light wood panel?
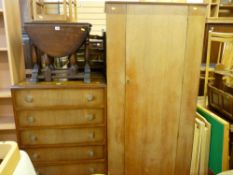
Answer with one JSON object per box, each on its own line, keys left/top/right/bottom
{"left": 0, "top": 90, "right": 11, "bottom": 98}
{"left": 26, "top": 146, "right": 105, "bottom": 162}
{"left": 106, "top": 3, "right": 126, "bottom": 175}
{"left": 125, "top": 5, "right": 187, "bottom": 175}
{"left": 174, "top": 6, "right": 206, "bottom": 175}
{"left": 106, "top": 2, "right": 207, "bottom": 175}
{"left": 0, "top": 116, "right": 15, "bottom": 130}
{"left": 35, "top": 162, "right": 106, "bottom": 175}
{"left": 14, "top": 89, "right": 104, "bottom": 108}
{"left": 20, "top": 127, "right": 105, "bottom": 146}
{"left": 17, "top": 109, "right": 104, "bottom": 127}
{"left": 0, "top": 14, "right": 6, "bottom": 48}
{"left": 3, "top": 0, "right": 25, "bottom": 85}
{"left": 0, "top": 0, "right": 25, "bottom": 142}
{"left": 0, "top": 52, "right": 11, "bottom": 89}
{"left": 0, "top": 98, "right": 13, "bottom": 117}
{"left": 0, "top": 98, "right": 14, "bottom": 136}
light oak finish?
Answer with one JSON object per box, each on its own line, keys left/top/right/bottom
{"left": 0, "top": 14, "right": 6, "bottom": 48}
{"left": 32, "top": 0, "right": 77, "bottom": 22}
{"left": 125, "top": 4, "right": 187, "bottom": 175}
{"left": 26, "top": 146, "right": 105, "bottom": 162}
{"left": 14, "top": 89, "right": 104, "bottom": 108}
{"left": 0, "top": 89, "right": 11, "bottom": 98}
{"left": 12, "top": 80, "right": 107, "bottom": 175}
{"left": 0, "top": 52, "right": 11, "bottom": 89}
{"left": 0, "top": 0, "right": 24, "bottom": 141}
{"left": 174, "top": 6, "right": 207, "bottom": 175}
{"left": 0, "top": 98, "right": 13, "bottom": 118}
{"left": 35, "top": 162, "right": 106, "bottom": 175}
{"left": 20, "top": 127, "right": 105, "bottom": 146}
{"left": 18, "top": 109, "right": 104, "bottom": 127}
{"left": 106, "top": 4, "right": 126, "bottom": 175}
{"left": 106, "top": 2, "right": 206, "bottom": 175}
{"left": 0, "top": 117, "right": 15, "bottom": 130}
{"left": 3, "top": 0, "right": 25, "bottom": 85}
{"left": 0, "top": 93, "right": 15, "bottom": 141}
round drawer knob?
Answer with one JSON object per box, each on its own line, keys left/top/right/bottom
{"left": 32, "top": 153, "right": 39, "bottom": 160}
{"left": 86, "top": 114, "right": 95, "bottom": 121}
{"left": 88, "top": 132, "right": 95, "bottom": 140}
{"left": 89, "top": 167, "right": 95, "bottom": 173}
{"left": 87, "top": 94, "right": 94, "bottom": 102}
{"left": 27, "top": 116, "right": 36, "bottom": 123}
{"left": 88, "top": 150, "right": 94, "bottom": 157}
{"left": 25, "top": 95, "right": 33, "bottom": 103}
{"left": 30, "top": 135, "right": 38, "bottom": 142}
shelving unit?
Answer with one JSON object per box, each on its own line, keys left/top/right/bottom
{"left": 207, "top": 0, "right": 220, "bottom": 18}
{"left": 32, "top": 0, "right": 77, "bottom": 22}
{"left": 0, "top": 90, "right": 11, "bottom": 98}
{"left": 0, "top": 0, "right": 24, "bottom": 141}
{"left": 206, "top": 0, "right": 233, "bottom": 20}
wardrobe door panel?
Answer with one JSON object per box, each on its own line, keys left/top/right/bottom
{"left": 106, "top": 4, "right": 126, "bottom": 175}
{"left": 125, "top": 5, "right": 188, "bottom": 175}
{"left": 174, "top": 7, "right": 206, "bottom": 175}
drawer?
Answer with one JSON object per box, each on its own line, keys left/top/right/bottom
{"left": 35, "top": 162, "right": 106, "bottom": 175}
{"left": 14, "top": 89, "right": 104, "bottom": 108}
{"left": 20, "top": 127, "right": 105, "bottom": 146}
{"left": 18, "top": 109, "right": 104, "bottom": 127}
{"left": 26, "top": 146, "right": 105, "bottom": 162}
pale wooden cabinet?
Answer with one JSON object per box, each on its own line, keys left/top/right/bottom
{"left": 0, "top": 0, "right": 24, "bottom": 141}
{"left": 106, "top": 2, "right": 207, "bottom": 175}
{"left": 12, "top": 80, "right": 107, "bottom": 175}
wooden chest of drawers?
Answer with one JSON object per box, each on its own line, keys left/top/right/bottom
{"left": 11, "top": 80, "right": 107, "bottom": 175}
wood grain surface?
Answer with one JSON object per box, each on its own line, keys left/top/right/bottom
{"left": 106, "top": 2, "right": 206, "bottom": 175}
{"left": 106, "top": 3, "right": 127, "bottom": 175}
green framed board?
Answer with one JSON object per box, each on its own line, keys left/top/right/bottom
{"left": 197, "top": 105, "right": 229, "bottom": 174}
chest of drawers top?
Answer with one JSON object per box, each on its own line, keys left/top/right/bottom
{"left": 11, "top": 79, "right": 106, "bottom": 109}
{"left": 11, "top": 78, "right": 106, "bottom": 90}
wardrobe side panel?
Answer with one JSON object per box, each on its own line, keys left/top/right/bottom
{"left": 106, "top": 4, "right": 126, "bottom": 175}
{"left": 174, "top": 6, "right": 207, "bottom": 175}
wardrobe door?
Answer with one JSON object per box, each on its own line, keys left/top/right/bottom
{"left": 106, "top": 4, "right": 126, "bottom": 175}
{"left": 174, "top": 6, "right": 206, "bottom": 175}
{"left": 125, "top": 4, "right": 188, "bottom": 175}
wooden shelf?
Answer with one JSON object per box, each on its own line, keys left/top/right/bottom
{"left": 211, "top": 3, "right": 219, "bottom": 5}
{"left": 0, "top": 117, "right": 15, "bottom": 130}
{"left": 0, "top": 47, "right": 7, "bottom": 51}
{"left": 0, "top": 90, "right": 11, "bottom": 98}
{"left": 207, "top": 18, "right": 233, "bottom": 23}
{"left": 220, "top": 4, "right": 233, "bottom": 9}
{"left": 0, "top": 0, "right": 24, "bottom": 142}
